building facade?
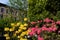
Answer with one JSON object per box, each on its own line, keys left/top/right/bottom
{"left": 0, "top": 3, "right": 21, "bottom": 21}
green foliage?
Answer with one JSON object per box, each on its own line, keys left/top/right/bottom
{"left": 27, "top": 0, "right": 48, "bottom": 21}
{"left": 0, "top": 18, "right": 10, "bottom": 28}
{"left": 9, "top": 0, "right": 28, "bottom": 11}
{"left": 0, "top": 17, "right": 17, "bottom": 28}
{"left": 45, "top": 0, "right": 60, "bottom": 15}
{"left": 27, "top": 0, "right": 60, "bottom": 21}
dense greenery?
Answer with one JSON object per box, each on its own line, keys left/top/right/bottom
{"left": 28, "top": 0, "right": 60, "bottom": 21}
{"left": 0, "top": 17, "right": 18, "bottom": 28}
{"left": 9, "top": 0, "right": 28, "bottom": 11}
{"left": 0, "top": 0, "right": 60, "bottom": 40}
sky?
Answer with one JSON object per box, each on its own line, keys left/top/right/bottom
{"left": 0, "top": 0, "right": 9, "bottom": 4}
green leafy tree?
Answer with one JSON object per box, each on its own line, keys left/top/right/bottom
{"left": 27, "top": 0, "right": 60, "bottom": 21}
{"left": 27, "top": 0, "right": 49, "bottom": 21}
{"left": 9, "top": 0, "right": 28, "bottom": 22}
{"left": 9, "top": 0, "right": 28, "bottom": 11}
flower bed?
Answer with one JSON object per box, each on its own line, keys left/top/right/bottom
{"left": 4, "top": 18, "right": 60, "bottom": 40}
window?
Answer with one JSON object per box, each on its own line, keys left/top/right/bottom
{"left": 1, "top": 8, "right": 4, "bottom": 13}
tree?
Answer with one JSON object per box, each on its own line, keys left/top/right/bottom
{"left": 27, "top": 0, "right": 60, "bottom": 21}
{"left": 27, "top": 0, "right": 48, "bottom": 21}
{"left": 9, "top": 0, "right": 28, "bottom": 11}
{"left": 9, "top": 0, "right": 28, "bottom": 22}
{"left": 45, "top": 0, "right": 60, "bottom": 15}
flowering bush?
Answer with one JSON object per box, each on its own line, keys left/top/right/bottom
{"left": 4, "top": 18, "right": 60, "bottom": 40}
{"left": 28, "top": 18, "right": 60, "bottom": 40}
{"left": 4, "top": 18, "right": 29, "bottom": 40}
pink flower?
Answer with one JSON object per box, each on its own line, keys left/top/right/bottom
{"left": 41, "top": 26, "right": 48, "bottom": 31}
{"left": 48, "top": 27, "right": 53, "bottom": 32}
{"left": 29, "top": 27, "right": 38, "bottom": 36}
{"left": 37, "top": 28, "right": 41, "bottom": 34}
{"left": 51, "top": 22, "right": 56, "bottom": 25}
{"left": 29, "top": 32, "right": 35, "bottom": 36}
{"left": 38, "top": 36, "right": 44, "bottom": 40}
{"left": 31, "top": 22, "right": 37, "bottom": 24}
{"left": 58, "top": 30, "right": 60, "bottom": 33}
{"left": 52, "top": 27, "right": 57, "bottom": 32}
{"left": 35, "top": 26, "right": 38, "bottom": 28}
{"left": 37, "top": 20, "right": 42, "bottom": 23}
{"left": 44, "top": 18, "right": 51, "bottom": 23}
{"left": 48, "top": 27, "right": 57, "bottom": 32}
{"left": 46, "top": 24, "right": 50, "bottom": 26}
{"left": 51, "top": 20, "right": 54, "bottom": 23}
{"left": 56, "top": 21, "right": 60, "bottom": 25}
{"left": 31, "top": 27, "right": 37, "bottom": 32}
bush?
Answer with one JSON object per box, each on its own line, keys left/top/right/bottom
{"left": 3, "top": 18, "right": 60, "bottom": 40}
{"left": 0, "top": 17, "right": 18, "bottom": 28}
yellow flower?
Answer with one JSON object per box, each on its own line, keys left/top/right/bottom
{"left": 4, "top": 34, "right": 9, "bottom": 37}
{"left": 19, "top": 26, "right": 24, "bottom": 29}
{"left": 25, "top": 31, "right": 28, "bottom": 35}
{"left": 13, "top": 33, "right": 16, "bottom": 37}
{"left": 20, "top": 33, "right": 25, "bottom": 36}
{"left": 11, "top": 23, "right": 15, "bottom": 26}
{"left": 4, "top": 27, "right": 9, "bottom": 31}
{"left": 16, "top": 22, "right": 21, "bottom": 26}
{"left": 23, "top": 27, "right": 27, "bottom": 30}
{"left": 17, "top": 36, "right": 20, "bottom": 38}
{"left": 23, "top": 38, "right": 27, "bottom": 40}
{"left": 20, "top": 32, "right": 27, "bottom": 37}
{"left": 9, "top": 28, "right": 14, "bottom": 32}
{"left": 6, "top": 37, "right": 10, "bottom": 39}
{"left": 12, "top": 27, "right": 15, "bottom": 29}
{"left": 26, "top": 30, "right": 31, "bottom": 35}
{"left": 18, "top": 29, "right": 22, "bottom": 32}
{"left": 23, "top": 32, "right": 27, "bottom": 34}
{"left": 24, "top": 23, "right": 28, "bottom": 26}
{"left": 20, "top": 38, "right": 27, "bottom": 40}
{"left": 24, "top": 18, "right": 28, "bottom": 21}
{"left": 20, "top": 24, "right": 24, "bottom": 27}
{"left": 19, "top": 24, "right": 27, "bottom": 30}
{"left": 20, "top": 33, "right": 25, "bottom": 37}
{"left": 15, "top": 31, "right": 19, "bottom": 34}
{"left": 19, "top": 24, "right": 24, "bottom": 29}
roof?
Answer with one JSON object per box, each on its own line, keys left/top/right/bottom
{"left": 0, "top": 3, "right": 19, "bottom": 10}
{"left": 0, "top": 3, "right": 10, "bottom": 7}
